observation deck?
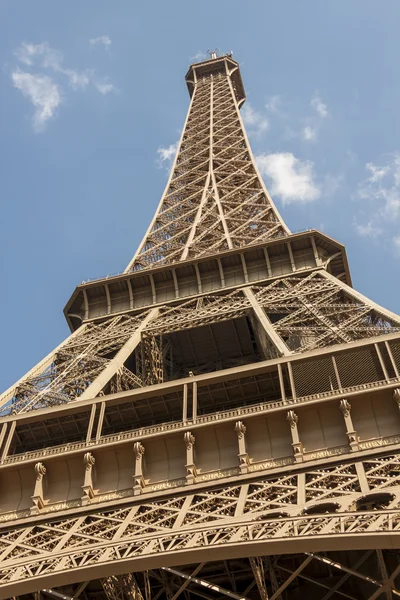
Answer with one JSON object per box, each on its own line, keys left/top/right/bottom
{"left": 185, "top": 54, "right": 246, "bottom": 106}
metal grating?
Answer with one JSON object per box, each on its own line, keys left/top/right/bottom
{"left": 335, "top": 346, "right": 384, "bottom": 388}
{"left": 389, "top": 340, "right": 400, "bottom": 373}
{"left": 292, "top": 356, "right": 338, "bottom": 398}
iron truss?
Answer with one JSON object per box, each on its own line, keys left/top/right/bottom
{"left": 2, "top": 453, "right": 400, "bottom": 596}
{"left": 0, "top": 310, "right": 157, "bottom": 416}
{"left": 125, "top": 63, "right": 288, "bottom": 272}
{"left": 144, "top": 271, "right": 400, "bottom": 351}
{"left": 2, "top": 269, "right": 398, "bottom": 417}
{"left": 3, "top": 55, "right": 400, "bottom": 600}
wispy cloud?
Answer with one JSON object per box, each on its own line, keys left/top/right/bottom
{"left": 311, "top": 94, "right": 329, "bottom": 118}
{"left": 157, "top": 142, "right": 178, "bottom": 170}
{"left": 15, "top": 42, "right": 87, "bottom": 89}
{"left": 354, "top": 154, "right": 400, "bottom": 254}
{"left": 190, "top": 51, "right": 207, "bottom": 63}
{"left": 262, "top": 93, "right": 330, "bottom": 143}
{"left": 16, "top": 42, "right": 60, "bottom": 67}
{"left": 93, "top": 81, "right": 116, "bottom": 95}
{"left": 241, "top": 103, "right": 268, "bottom": 137}
{"left": 302, "top": 125, "right": 317, "bottom": 141}
{"left": 365, "top": 162, "right": 390, "bottom": 183}
{"left": 357, "top": 155, "right": 400, "bottom": 219}
{"left": 12, "top": 71, "right": 61, "bottom": 132}
{"left": 354, "top": 220, "right": 382, "bottom": 238}
{"left": 89, "top": 36, "right": 112, "bottom": 49}
{"left": 265, "top": 95, "right": 281, "bottom": 114}
{"left": 256, "top": 152, "right": 320, "bottom": 204}
{"left": 12, "top": 41, "right": 116, "bottom": 130}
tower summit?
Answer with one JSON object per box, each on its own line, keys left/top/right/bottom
{"left": 126, "top": 54, "right": 288, "bottom": 274}
{"left": 1, "top": 54, "right": 400, "bottom": 599}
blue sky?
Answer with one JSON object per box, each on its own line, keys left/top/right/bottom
{"left": 1, "top": 0, "right": 400, "bottom": 392}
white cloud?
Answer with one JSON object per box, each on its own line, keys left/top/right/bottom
{"left": 366, "top": 162, "right": 390, "bottom": 183}
{"left": 64, "top": 69, "right": 91, "bottom": 90}
{"left": 354, "top": 221, "right": 382, "bottom": 237}
{"left": 302, "top": 126, "right": 317, "bottom": 141}
{"left": 358, "top": 155, "right": 400, "bottom": 219}
{"left": 265, "top": 95, "right": 281, "bottom": 113}
{"left": 241, "top": 103, "right": 268, "bottom": 136}
{"left": 157, "top": 142, "right": 179, "bottom": 169}
{"left": 190, "top": 51, "right": 207, "bottom": 62}
{"left": 15, "top": 42, "right": 91, "bottom": 90}
{"left": 12, "top": 41, "right": 116, "bottom": 129}
{"left": 89, "top": 36, "right": 112, "bottom": 49}
{"left": 256, "top": 152, "right": 320, "bottom": 204}
{"left": 311, "top": 94, "right": 329, "bottom": 118}
{"left": 354, "top": 154, "right": 400, "bottom": 243}
{"left": 12, "top": 70, "right": 61, "bottom": 131}
{"left": 93, "top": 81, "right": 116, "bottom": 95}
{"left": 16, "top": 42, "right": 63, "bottom": 71}
{"left": 394, "top": 235, "right": 400, "bottom": 253}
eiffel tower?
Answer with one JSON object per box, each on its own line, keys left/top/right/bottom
{"left": 2, "top": 52, "right": 400, "bottom": 600}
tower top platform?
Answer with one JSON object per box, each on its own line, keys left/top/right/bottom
{"left": 185, "top": 54, "right": 246, "bottom": 106}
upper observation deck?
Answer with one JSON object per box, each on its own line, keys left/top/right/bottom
{"left": 185, "top": 54, "right": 246, "bottom": 106}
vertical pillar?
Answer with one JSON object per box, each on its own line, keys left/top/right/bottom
{"left": 235, "top": 421, "right": 249, "bottom": 474}
{"left": 184, "top": 432, "right": 197, "bottom": 484}
{"left": 81, "top": 452, "right": 96, "bottom": 505}
{"left": 31, "top": 462, "right": 46, "bottom": 514}
{"left": 286, "top": 410, "right": 303, "bottom": 462}
{"left": 192, "top": 381, "right": 198, "bottom": 423}
{"left": 393, "top": 388, "right": 400, "bottom": 410}
{"left": 133, "top": 442, "right": 145, "bottom": 496}
{"left": 86, "top": 403, "right": 97, "bottom": 444}
{"left": 355, "top": 462, "right": 370, "bottom": 494}
{"left": 277, "top": 364, "right": 286, "bottom": 402}
{"left": 374, "top": 343, "right": 390, "bottom": 382}
{"left": 183, "top": 383, "right": 188, "bottom": 423}
{"left": 297, "top": 472, "right": 306, "bottom": 506}
{"left": 287, "top": 363, "right": 297, "bottom": 400}
{"left": 1, "top": 421, "right": 16, "bottom": 462}
{"left": 0, "top": 422, "right": 8, "bottom": 456}
{"left": 95, "top": 402, "right": 106, "bottom": 441}
{"left": 339, "top": 399, "right": 359, "bottom": 451}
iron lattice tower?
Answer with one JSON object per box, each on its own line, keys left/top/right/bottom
{"left": 1, "top": 54, "right": 400, "bottom": 600}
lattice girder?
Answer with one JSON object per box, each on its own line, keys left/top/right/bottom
{"left": 1, "top": 461, "right": 400, "bottom": 597}
{"left": 3, "top": 54, "right": 400, "bottom": 600}
{"left": 126, "top": 60, "right": 288, "bottom": 272}
{"left": 0, "top": 310, "right": 157, "bottom": 416}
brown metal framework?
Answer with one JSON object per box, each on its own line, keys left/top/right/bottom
{"left": 1, "top": 53, "right": 400, "bottom": 599}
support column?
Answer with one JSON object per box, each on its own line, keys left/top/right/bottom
{"left": 297, "top": 472, "right": 306, "bottom": 506}
{"left": 184, "top": 432, "right": 197, "bottom": 484}
{"left": 182, "top": 383, "right": 188, "bottom": 423}
{"left": 95, "top": 401, "right": 106, "bottom": 441}
{"left": 393, "top": 388, "right": 400, "bottom": 410}
{"left": 1, "top": 421, "right": 16, "bottom": 462}
{"left": 133, "top": 442, "right": 145, "bottom": 496}
{"left": 355, "top": 462, "right": 370, "bottom": 494}
{"left": 86, "top": 403, "right": 97, "bottom": 444}
{"left": 235, "top": 421, "right": 249, "bottom": 474}
{"left": 339, "top": 399, "right": 359, "bottom": 451}
{"left": 79, "top": 307, "right": 159, "bottom": 401}
{"left": 81, "top": 452, "right": 96, "bottom": 505}
{"left": 286, "top": 410, "right": 303, "bottom": 462}
{"left": 31, "top": 462, "right": 46, "bottom": 514}
{"left": 243, "top": 288, "right": 291, "bottom": 356}
{"left": 192, "top": 381, "right": 198, "bottom": 423}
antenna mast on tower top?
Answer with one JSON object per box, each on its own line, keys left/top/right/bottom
{"left": 207, "top": 48, "right": 219, "bottom": 59}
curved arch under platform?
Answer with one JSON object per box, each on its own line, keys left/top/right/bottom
{"left": 6, "top": 547, "right": 400, "bottom": 600}
{"left": 1, "top": 504, "right": 400, "bottom": 599}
